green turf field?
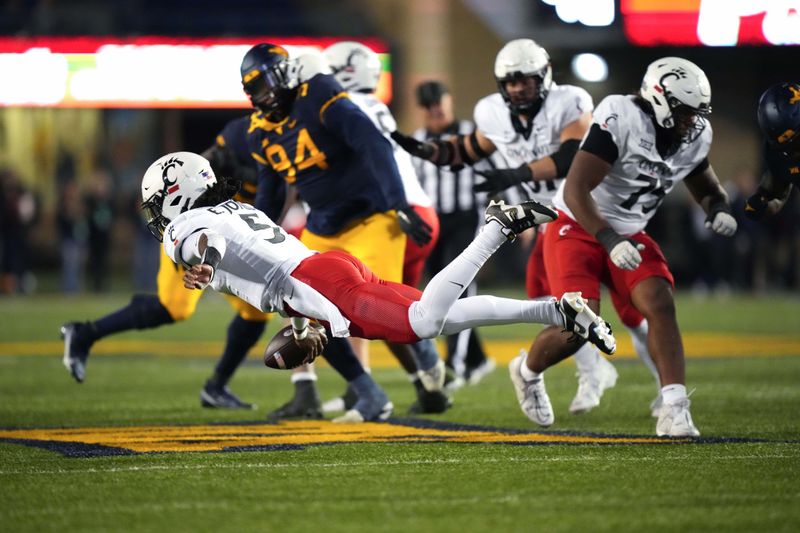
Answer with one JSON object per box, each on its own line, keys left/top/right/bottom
{"left": 1, "top": 292, "right": 799, "bottom": 532}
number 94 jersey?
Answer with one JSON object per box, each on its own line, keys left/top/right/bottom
{"left": 554, "top": 95, "right": 712, "bottom": 236}
{"left": 163, "top": 201, "right": 314, "bottom": 312}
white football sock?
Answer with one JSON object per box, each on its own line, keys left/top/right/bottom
{"left": 573, "top": 342, "right": 601, "bottom": 374}
{"left": 519, "top": 359, "right": 541, "bottom": 381}
{"left": 291, "top": 371, "right": 317, "bottom": 383}
{"left": 661, "top": 383, "right": 687, "bottom": 405}
{"left": 437, "top": 295, "right": 562, "bottom": 335}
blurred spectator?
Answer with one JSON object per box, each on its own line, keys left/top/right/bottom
{"left": 106, "top": 112, "right": 160, "bottom": 291}
{"left": 0, "top": 168, "right": 38, "bottom": 294}
{"left": 727, "top": 169, "right": 766, "bottom": 292}
{"left": 55, "top": 152, "right": 86, "bottom": 293}
{"left": 84, "top": 167, "right": 114, "bottom": 292}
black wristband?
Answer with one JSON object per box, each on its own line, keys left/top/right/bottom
{"left": 202, "top": 247, "right": 223, "bottom": 271}
{"left": 706, "top": 200, "right": 731, "bottom": 222}
{"left": 595, "top": 227, "right": 625, "bottom": 253}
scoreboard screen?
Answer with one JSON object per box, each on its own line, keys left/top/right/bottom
{"left": 0, "top": 36, "right": 392, "bottom": 108}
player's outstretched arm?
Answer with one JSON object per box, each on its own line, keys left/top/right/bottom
{"left": 684, "top": 163, "right": 737, "bottom": 237}
{"left": 473, "top": 116, "right": 587, "bottom": 196}
{"left": 392, "top": 128, "right": 495, "bottom": 169}
{"left": 744, "top": 171, "right": 793, "bottom": 220}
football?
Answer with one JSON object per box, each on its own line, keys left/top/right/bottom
{"left": 263, "top": 324, "right": 324, "bottom": 370}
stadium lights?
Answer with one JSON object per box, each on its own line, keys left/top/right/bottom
{"left": 571, "top": 53, "right": 608, "bottom": 83}
{"left": 540, "top": 0, "right": 615, "bottom": 27}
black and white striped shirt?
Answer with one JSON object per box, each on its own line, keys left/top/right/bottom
{"left": 412, "top": 120, "right": 526, "bottom": 215}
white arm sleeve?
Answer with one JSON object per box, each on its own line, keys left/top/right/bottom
{"left": 178, "top": 230, "right": 227, "bottom": 267}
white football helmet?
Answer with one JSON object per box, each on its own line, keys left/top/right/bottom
{"left": 141, "top": 151, "right": 217, "bottom": 240}
{"left": 323, "top": 41, "right": 381, "bottom": 93}
{"left": 494, "top": 39, "right": 552, "bottom": 114}
{"left": 640, "top": 57, "right": 712, "bottom": 131}
{"left": 285, "top": 49, "right": 332, "bottom": 89}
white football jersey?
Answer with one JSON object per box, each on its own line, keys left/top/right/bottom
{"left": 553, "top": 95, "right": 713, "bottom": 236}
{"left": 349, "top": 92, "right": 432, "bottom": 207}
{"left": 164, "top": 201, "right": 352, "bottom": 336}
{"left": 474, "top": 83, "right": 593, "bottom": 204}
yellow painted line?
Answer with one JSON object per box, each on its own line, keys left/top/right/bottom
{"left": 2, "top": 334, "right": 799, "bottom": 367}
{"left": 0, "top": 421, "right": 672, "bottom": 454}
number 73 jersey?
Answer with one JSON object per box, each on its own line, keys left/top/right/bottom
{"left": 163, "top": 201, "right": 314, "bottom": 313}
{"left": 555, "top": 95, "right": 713, "bottom": 236}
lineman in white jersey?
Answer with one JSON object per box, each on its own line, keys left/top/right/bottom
{"left": 527, "top": 57, "right": 737, "bottom": 437}
{"left": 393, "top": 39, "right": 658, "bottom": 417}
{"left": 322, "top": 41, "right": 449, "bottom": 415}
{"left": 141, "top": 152, "right": 618, "bottom": 414}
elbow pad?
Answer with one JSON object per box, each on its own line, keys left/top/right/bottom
{"left": 432, "top": 139, "right": 455, "bottom": 166}
{"left": 550, "top": 139, "right": 581, "bottom": 177}
{"left": 456, "top": 132, "right": 490, "bottom": 166}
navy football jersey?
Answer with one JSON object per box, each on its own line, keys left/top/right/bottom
{"left": 764, "top": 142, "right": 800, "bottom": 187}
{"left": 247, "top": 73, "right": 407, "bottom": 235}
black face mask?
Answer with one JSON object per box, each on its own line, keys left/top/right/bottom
{"left": 141, "top": 191, "right": 168, "bottom": 241}
{"left": 654, "top": 123, "right": 682, "bottom": 159}
{"left": 635, "top": 97, "right": 708, "bottom": 158}
{"left": 243, "top": 63, "right": 294, "bottom": 120}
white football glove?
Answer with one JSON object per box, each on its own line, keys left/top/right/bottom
{"left": 705, "top": 212, "right": 737, "bottom": 237}
{"left": 609, "top": 240, "right": 645, "bottom": 271}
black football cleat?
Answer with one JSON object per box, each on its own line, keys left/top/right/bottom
{"left": 557, "top": 292, "right": 617, "bottom": 355}
{"left": 266, "top": 380, "right": 323, "bottom": 422}
{"left": 408, "top": 378, "right": 453, "bottom": 414}
{"left": 200, "top": 381, "right": 255, "bottom": 410}
{"left": 60, "top": 322, "right": 93, "bottom": 383}
{"left": 485, "top": 199, "right": 558, "bottom": 241}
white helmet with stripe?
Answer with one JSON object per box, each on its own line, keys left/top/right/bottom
{"left": 324, "top": 41, "right": 382, "bottom": 93}
{"left": 640, "top": 57, "right": 712, "bottom": 129}
{"left": 141, "top": 151, "right": 217, "bottom": 240}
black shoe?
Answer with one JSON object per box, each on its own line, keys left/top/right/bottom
{"left": 267, "top": 380, "right": 323, "bottom": 421}
{"left": 408, "top": 379, "right": 453, "bottom": 414}
{"left": 60, "top": 322, "right": 92, "bottom": 383}
{"left": 200, "top": 381, "right": 255, "bottom": 409}
{"left": 485, "top": 199, "right": 558, "bottom": 241}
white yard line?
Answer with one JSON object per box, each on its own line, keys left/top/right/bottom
{"left": 1, "top": 452, "right": 798, "bottom": 476}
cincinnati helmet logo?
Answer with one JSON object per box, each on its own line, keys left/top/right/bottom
{"left": 159, "top": 157, "right": 184, "bottom": 185}
{"left": 652, "top": 67, "right": 687, "bottom": 96}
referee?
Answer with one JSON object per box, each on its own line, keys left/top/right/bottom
{"left": 411, "top": 81, "right": 499, "bottom": 388}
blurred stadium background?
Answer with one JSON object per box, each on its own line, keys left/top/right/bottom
{"left": 0, "top": 0, "right": 798, "bottom": 296}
